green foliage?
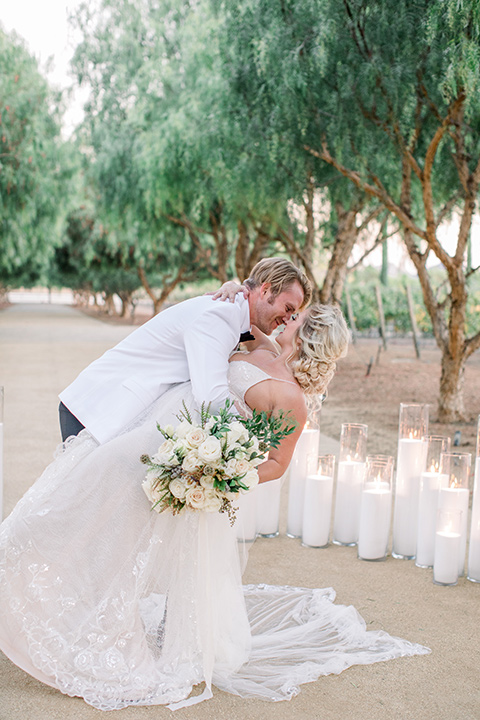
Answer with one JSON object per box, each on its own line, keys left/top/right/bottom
{"left": 344, "top": 271, "right": 480, "bottom": 336}
{"left": 0, "top": 28, "right": 76, "bottom": 289}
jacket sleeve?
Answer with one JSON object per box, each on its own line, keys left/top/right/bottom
{"left": 183, "top": 301, "right": 241, "bottom": 413}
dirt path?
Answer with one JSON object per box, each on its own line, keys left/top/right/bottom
{"left": 0, "top": 303, "right": 478, "bottom": 720}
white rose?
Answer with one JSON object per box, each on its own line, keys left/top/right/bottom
{"left": 199, "top": 474, "right": 215, "bottom": 489}
{"left": 164, "top": 424, "right": 175, "bottom": 438}
{"left": 197, "top": 437, "right": 222, "bottom": 463}
{"left": 204, "top": 417, "right": 216, "bottom": 431}
{"left": 235, "top": 458, "right": 251, "bottom": 476}
{"left": 226, "top": 421, "right": 249, "bottom": 447}
{"left": 242, "top": 469, "right": 259, "bottom": 491}
{"left": 202, "top": 489, "right": 222, "bottom": 513}
{"left": 249, "top": 454, "right": 264, "bottom": 467}
{"left": 185, "top": 485, "right": 206, "bottom": 509}
{"left": 152, "top": 439, "right": 178, "bottom": 466}
{"left": 185, "top": 426, "right": 208, "bottom": 448}
{"left": 173, "top": 438, "right": 189, "bottom": 458}
{"left": 224, "top": 459, "right": 239, "bottom": 478}
{"left": 183, "top": 451, "right": 201, "bottom": 472}
{"left": 175, "top": 421, "right": 192, "bottom": 439}
{"left": 249, "top": 435, "right": 260, "bottom": 452}
{"left": 169, "top": 478, "right": 187, "bottom": 500}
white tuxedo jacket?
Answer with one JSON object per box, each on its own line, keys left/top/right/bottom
{"left": 59, "top": 295, "right": 251, "bottom": 444}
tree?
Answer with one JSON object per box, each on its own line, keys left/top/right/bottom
{"left": 292, "top": 0, "right": 480, "bottom": 422}
{"left": 0, "top": 28, "right": 73, "bottom": 291}
{"left": 216, "top": 0, "right": 387, "bottom": 302}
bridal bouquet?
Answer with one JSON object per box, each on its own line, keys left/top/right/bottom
{"left": 141, "top": 400, "right": 295, "bottom": 523}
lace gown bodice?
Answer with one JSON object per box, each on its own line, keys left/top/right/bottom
{"left": 228, "top": 360, "right": 296, "bottom": 417}
{"left": 0, "top": 374, "right": 429, "bottom": 711}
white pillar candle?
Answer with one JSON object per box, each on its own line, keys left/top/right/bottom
{"left": 302, "top": 474, "right": 334, "bottom": 548}
{"left": 415, "top": 471, "right": 449, "bottom": 568}
{"left": 438, "top": 487, "right": 469, "bottom": 576}
{"left": 392, "top": 438, "right": 426, "bottom": 559}
{"left": 358, "top": 484, "right": 392, "bottom": 560}
{"left": 332, "top": 460, "right": 365, "bottom": 545}
{"left": 434, "top": 530, "right": 461, "bottom": 585}
{"left": 286, "top": 427, "right": 319, "bottom": 538}
{"left": 467, "top": 456, "right": 480, "bottom": 582}
{"left": 235, "top": 487, "right": 257, "bottom": 543}
{"left": 256, "top": 477, "right": 282, "bottom": 537}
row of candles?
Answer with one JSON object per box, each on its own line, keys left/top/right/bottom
{"left": 235, "top": 403, "right": 480, "bottom": 588}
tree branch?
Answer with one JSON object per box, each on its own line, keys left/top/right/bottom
{"left": 304, "top": 141, "right": 427, "bottom": 240}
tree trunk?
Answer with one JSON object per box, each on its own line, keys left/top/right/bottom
{"left": 117, "top": 291, "right": 132, "bottom": 318}
{"left": 319, "top": 202, "right": 359, "bottom": 305}
{"left": 438, "top": 349, "right": 467, "bottom": 421}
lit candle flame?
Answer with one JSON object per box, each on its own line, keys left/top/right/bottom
{"left": 429, "top": 460, "right": 438, "bottom": 473}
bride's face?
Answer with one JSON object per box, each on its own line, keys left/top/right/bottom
{"left": 275, "top": 309, "right": 308, "bottom": 349}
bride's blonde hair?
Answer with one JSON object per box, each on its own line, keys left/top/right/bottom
{"left": 288, "top": 304, "right": 350, "bottom": 396}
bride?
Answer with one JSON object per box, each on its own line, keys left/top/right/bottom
{"left": 0, "top": 300, "right": 428, "bottom": 711}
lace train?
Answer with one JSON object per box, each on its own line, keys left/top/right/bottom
{"left": 0, "top": 382, "right": 429, "bottom": 710}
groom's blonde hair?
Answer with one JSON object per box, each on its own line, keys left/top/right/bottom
{"left": 245, "top": 257, "right": 312, "bottom": 309}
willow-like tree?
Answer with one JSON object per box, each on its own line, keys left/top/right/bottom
{"left": 0, "top": 28, "right": 71, "bottom": 291}
{"left": 293, "top": 0, "right": 480, "bottom": 422}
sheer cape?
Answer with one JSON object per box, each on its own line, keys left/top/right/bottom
{"left": 0, "top": 367, "right": 429, "bottom": 710}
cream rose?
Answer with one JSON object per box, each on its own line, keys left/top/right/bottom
{"left": 235, "top": 458, "right": 251, "bottom": 476}
{"left": 225, "top": 421, "right": 249, "bottom": 447}
{"left": 152, "top": 438, "right": 176, "bottom": 464}
{"left": 185, "top": 485, "right": 206, "bottom": 509}
{"left": 175, "top": 421, "right": 192, "bottom": 439}
{"left": 242, "top": 469, "right": 259, "bottom": 491}
{"left": 202, "top": 489, "right": 222, "bottom": 512}
{"left": 169, "top": 478, "right": 187, "bottom": 500}
{"left": 199, "top": 474, "right": 215, "bottom": 489}
{"left": 223, "top": 459, "right": 238, "bottom": 478}
{"left": 197, "top": 437, "right": 222, "bottom": 463}
{"left": 182, "top": 451, "right": 201, "bottom": 473}
{"left": 185, "top": 426, "right": 208, "bottom": 448}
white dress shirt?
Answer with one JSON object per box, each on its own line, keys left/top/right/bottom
{"left": 59, "top": 295, "right": 251, "bottom": 444}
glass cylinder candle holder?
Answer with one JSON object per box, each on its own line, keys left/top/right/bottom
{"left": 433, "top": 509, "right": 462, "bottom": 586}
{"left": 392, "top": 403, "right": 429, "bottom": 559}
{"left": 302, "top": 455, "right": 335, "bottom": 548}
{"left": 467, "top": 416, "right": 480, "bottom": 582}
{"left": 256, "top": 475, "right": 282, "bottom": 538}
{"left": 358, "top": 456, "right": 393, "bottom": 561}
{"left": 235, "top": 486, "right": 257, "bottom": 543}
{"left": 332, "top": 423, "right": 368, "bottom": 546}
{"left": 438, "top": 452, "right": 471, "bottom": 576}
{"left": 416, "top": 436, "right": 451, "bottom": 568}
{"left": 286, "top": 421, "right": 320, "bottom": 538}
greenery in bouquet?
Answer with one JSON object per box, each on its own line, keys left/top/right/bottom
{"left": 140, "top": 400, "right": 296, "bottom": 524}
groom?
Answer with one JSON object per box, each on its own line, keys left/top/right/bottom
{"left": 59, "top": 257, "right": 311, "bottom": 444}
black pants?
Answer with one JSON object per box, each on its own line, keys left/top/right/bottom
{"left": 59, "top": 402, "right": 86, "bottom": 442}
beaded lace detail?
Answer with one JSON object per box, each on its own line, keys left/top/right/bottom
{"left": 0, "top": 374, "right": 429, "bottom": 711}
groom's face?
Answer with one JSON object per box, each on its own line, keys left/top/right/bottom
{"left": 250, "top": 281, "right": 304, "bottom": 335}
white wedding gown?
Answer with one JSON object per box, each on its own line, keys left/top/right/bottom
{"left": 0, "top": 362, "right": 429, "bottom": 710}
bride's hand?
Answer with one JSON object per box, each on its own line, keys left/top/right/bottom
{"left": 208, "top": 281, "right": 249, "bottom": 302}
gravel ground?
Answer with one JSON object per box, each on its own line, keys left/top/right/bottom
{"left": 0, "top": 302, "right": 478, "bottom": 720}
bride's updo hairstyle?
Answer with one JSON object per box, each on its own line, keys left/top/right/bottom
{"left": 289, "top": 304, "right": 350, "bottom": 396}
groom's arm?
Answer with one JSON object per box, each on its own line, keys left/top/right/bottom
{"left": 183, "top": 300, "right": 242, "bottom": 413}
